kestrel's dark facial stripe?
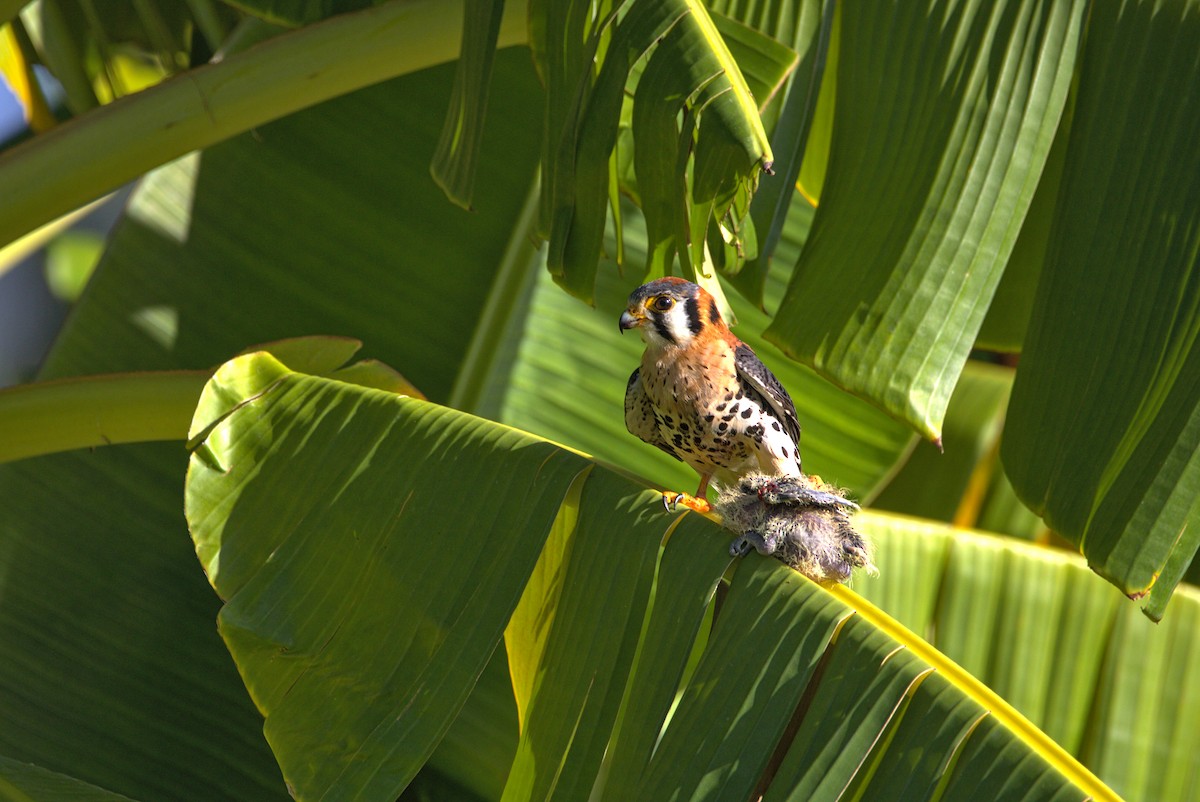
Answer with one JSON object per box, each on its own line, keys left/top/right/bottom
{"left": 708, "top": 299, "right": 720, "bottom": 327}
{"left": 684, "top": 294, "right": 703, "bottom": 336}
{"left": 652, "top": 312, "right": 675, "bottom": 344}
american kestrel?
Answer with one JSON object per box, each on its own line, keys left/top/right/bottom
{"left": 619, "top": 277, "right": 804, "bottom": 511}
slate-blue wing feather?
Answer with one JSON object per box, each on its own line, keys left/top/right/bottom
{"left": 733, "top": 342, "right": 802, "bottom": 452}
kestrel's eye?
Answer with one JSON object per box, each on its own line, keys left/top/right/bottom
{"left": 650, "top": 295, "right": 674, "bottom": 312}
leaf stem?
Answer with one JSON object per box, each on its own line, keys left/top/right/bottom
{"left": 0, "top": 0, "right": 531, "bottom": 250}
{"left": 0, "top": 371, "right": 209, "bottom": 464}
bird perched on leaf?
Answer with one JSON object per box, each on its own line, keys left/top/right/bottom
{"left": 619, "top": 277, "right": 803, "bottom": 513}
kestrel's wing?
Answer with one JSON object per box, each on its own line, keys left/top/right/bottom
{"left": 733, "top": 342, "right": 802, "bottom": 449}
{"left": 624, "top": 367, "right": 680, "bottom": 461}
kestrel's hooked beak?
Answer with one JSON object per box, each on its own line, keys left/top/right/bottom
{"left": 619, "top": 309, "right": 644, "bottom": 333}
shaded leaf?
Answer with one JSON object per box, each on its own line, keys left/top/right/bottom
{"left": 872, "top": 360, "right": 1013, "bottom": 525}
{"left": 0, "top": 755, "right": 141, "bottom": 801}
{"left": 430, "top": 0, "right": 505, "bottom": 208}
{"left": 222, "top": 0, "right": 372, "bottom": 27}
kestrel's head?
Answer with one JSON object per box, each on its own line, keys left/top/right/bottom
{"left": 618, "top": 277, "right": 724, "bottom": 348}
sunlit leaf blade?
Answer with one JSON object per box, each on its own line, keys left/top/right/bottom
{"left": 631, "top": 548, "right": 1106, "bottom": 800}
{"left": 706, "top": 0, "right": 825, "bottom": 133}
{"left": 430, "top": 0, "right": 505, "bottom": 207}
{"left": 183, "top": 354, "right": 1120, "bottom": 800}
{"left": 504, "top": 468, "right": 589, "bottom": 726}
{"left": 1083, "top": 595, "right": 1200, "bottom": 802}
{"left": 766, "top": 0, "right": 1087, "bottom": 441}
{"left": 501, "top": 475, "right": 667, "bottom": 801}
{"left": 186, "top": 353, "right": 588, "bottom": 800}
{"left": 0, "top": 755, "right": 141, "bottom": 801}
{"left": 0, "top": 51, "right": 544, "bottom": 802}
{"left": 597, "top": 515, "right": 734, "bottom": 800}
{"left": 765, "top": 618, "right": 935, "bottom": 800}
{"left": 637, "top": 558, "right": 851, "bottom": 800}
{"left": 840, "top": 670, "right": 984, "bottom": 802}
{"left": 856, "top": 514, "right": 1200, "bottom": 801}
{"left": 1002, "top": 0, "right": 1200, "bottom": 616}
{"left": 709, "top": 12, "right": 796, "bottom": 110}
{"left": 938, "top": 715, "right": 1088, "bottom": 802}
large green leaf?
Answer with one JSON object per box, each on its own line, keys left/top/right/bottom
{"left": 0, "top": 49, "right": 546, "bottom": 801}
{"left": 186, "top": 352, "right": 588, "bottom": 799}
{"left": 1, "top": 8, "right": 1194, "bottom": 800}
{"left": 183, "top": 351, "right": 1115, "bottom": 801}
{"left": 1002, "top": 0, "right": 1200, "bottom": 618}
{"left": 765, "top": 0, "right": 1087, "bottom": 442}
{"left": 856, "top": 517, "right": 1200, "bottom": 802}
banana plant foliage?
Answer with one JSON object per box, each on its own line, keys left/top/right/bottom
{"left": 180, "top": 344, "right": 1114, "bottom": 802}
{"left": 0, "top": 0, "right": 1197, "bottom": 800}
{"left": 3, "top": 0, "right": 1196, "bottom": 609}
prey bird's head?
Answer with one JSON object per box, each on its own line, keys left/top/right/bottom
{"left": 619, "top": 277, "right": 725, "bottom": 348}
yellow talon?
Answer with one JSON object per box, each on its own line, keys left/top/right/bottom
{"left": 661, "top": 491, "right": 713, "bottom": 515}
